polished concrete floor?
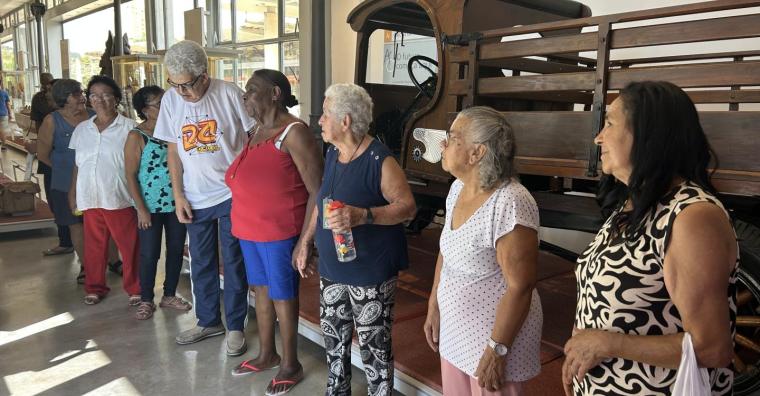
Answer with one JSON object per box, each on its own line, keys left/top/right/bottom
{"left": 0, "top": 148, "right": 381, "bottom": 396}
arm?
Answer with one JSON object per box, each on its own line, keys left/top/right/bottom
{"left": 424, "top": 253, "right": 444, "bottom": 351}
{"left": 36, "top": 114, "right": 55, "bottom": 167}
{"left": 562, "top": 202, "right": 736, "bottom": 393}
{"left": 124, "top": 131, "right": 151, "bottom": 229}
{"left": 167, "top": 142, "right": 192, "bottom": 223}
{"left": 286, "top": 124, "right": 324, "bottom": 277}
{"left": 327, "top": 156, "right": 417, "bottom": 231}
{"left": 475, "top": 225, "right": 539, "bottom": 391}
{"left": 68, "top": 165, "right": 78, "bottom": 211}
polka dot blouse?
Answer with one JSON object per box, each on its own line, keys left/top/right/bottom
{"left": 437, "top": 179, "right": 543, "bottom": 381}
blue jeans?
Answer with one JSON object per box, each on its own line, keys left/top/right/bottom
{"left": 186, "top": 199, "right": 247, "bottom": 331}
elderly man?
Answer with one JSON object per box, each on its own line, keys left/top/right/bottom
{"left": 154, "top": 40, "right": 254, "bottom": 356}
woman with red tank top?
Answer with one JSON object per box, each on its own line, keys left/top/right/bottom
{"left": 224, "top": 69, "right": 323, "bottom": 396}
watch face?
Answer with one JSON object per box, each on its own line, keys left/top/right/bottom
{"left": 495, "top": 344, "right": 508, "bottom": 356}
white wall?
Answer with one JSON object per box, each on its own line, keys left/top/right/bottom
{"left": 328, "top": 0, "right": 360, "bottom": 84}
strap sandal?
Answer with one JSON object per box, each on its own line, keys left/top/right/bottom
{"left": 43, "top": 246, "right": 74, "bottom": 256}
{"left": 264, "top": 371, "right": 303, "bottom": 396}
{"left": 231, "top": 359, "right": 279, "bottom": 376}
{"left": 83, "top": 294, "right": 102, "bottom": 305}
{"left": 128, "top": 295, "right": 142, "bottom": 306}
{"left": 135, "top": 302, "right": 156, "bottom": 320}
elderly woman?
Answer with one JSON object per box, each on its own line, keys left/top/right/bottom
{"left": 125, "top": 85, "right": 191, "bottom": 320}
{"left": 37, "top": 79, "right": 94, "bottom": 283}
{"left": 424, "top": 106, "right": 543, "bottom": 396}
{"left": 224, "top": 69, "right": 323, "bottom": 395}
{"left": 154, "top": 40, "right": 254, "bottom": 355}
{"left": 69, "top": 75, "right": 140, "bottom": 306}
{"left": 304, "top": 83, "right": 415, "bottom": 395}
{"left": 563, "top": 81, "right": 737, "bottom": 395}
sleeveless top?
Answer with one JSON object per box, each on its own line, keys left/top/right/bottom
{"left": 50, "top": 109, "right": 95, "bottom": 192}
{"left": 133, "top": 127, "right": 174, "bottom": 213}
{"left": 225, "top": 122, "right": 309, "bottom": 242}
{"left": 574, "top": 182, "right": 737, "bottom": 395}
{"left": 315, "top": 139, "right": 409, "bottom": 286}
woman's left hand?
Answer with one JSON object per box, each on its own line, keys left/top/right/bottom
{"left": 326, "top": 204, "right": 365, "bottom": 232}
{"left": 474, "top": 347, "right": 506, "bottom": 392}
{"left": 562, "top": 328, "right": 616, "bottom": 396}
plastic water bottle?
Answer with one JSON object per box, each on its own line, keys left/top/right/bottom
{"left": 328, "top": 201, "right": 357, "bottom": 262}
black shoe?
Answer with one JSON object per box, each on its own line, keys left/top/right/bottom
{"left": 108, "top": 260, "right": 123, "bottom": 276}
{"left": 77, "top": 267, "right": 85, "bottom": 284}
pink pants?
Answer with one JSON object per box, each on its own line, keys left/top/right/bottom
{"left": 441, "top": 358, "right": 524, "bottom": 396}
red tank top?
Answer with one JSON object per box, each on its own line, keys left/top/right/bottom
{"left": 225, "top": 122, "right": 308, "bottom": 242}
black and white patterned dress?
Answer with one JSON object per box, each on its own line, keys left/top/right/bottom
{"left": 574, "top": 182, "right": 737, "bottom": 395}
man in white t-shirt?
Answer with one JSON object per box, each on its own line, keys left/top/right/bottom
{"left": 154, "top": 40, "right": 255, "bottom": 356}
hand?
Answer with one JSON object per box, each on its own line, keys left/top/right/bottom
{"left": 137, "top": 208, "right": 152, "bottom": 230}
{"left": 562, "top": 328, "right": 615, "bottom": 396}
{"left": 292, "top": 241, "right": 317, "bottom": 278}
{"left": 423, "top": 303, "right": 440, "bottom": 352}
{"left": 326, "top": 204, "right": 364, "bottom": 232}
{"left": 175, "top": 196, "right": 193, "bottom": 224}
{"left": 474, "top": 347, "right": 506, "bottom": 392}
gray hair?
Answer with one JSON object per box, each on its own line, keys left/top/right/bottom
{"left": 164, "top": 40, "right": 208, "bottom": 77}
{"left": 51, "top": 79, "right": 81, "bottom": 108}
{"left": 459, "top": 106, "right": 517, "bottom": 190}
{"left": 324, "top": 83, "right": 373, "bottom": 136}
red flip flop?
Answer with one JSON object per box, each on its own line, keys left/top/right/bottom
{"left": 265, "top": 373, "right": 304, "bottom": 396}
{"left": 231, "top": 359, "right": 279, "bottom": 376}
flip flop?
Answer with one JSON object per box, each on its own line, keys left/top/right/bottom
{"left": 264, "top": 372, "right": 304, "bottom": 396}
{"left": 231, "top": 359, "right": 279, "bottom": 376}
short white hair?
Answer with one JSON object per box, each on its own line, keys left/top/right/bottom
{"left": 164, "top": 40, "right": 208, "bottom": 77}
{"left": 324, "top": 83, "right": 373, "bottom": 136}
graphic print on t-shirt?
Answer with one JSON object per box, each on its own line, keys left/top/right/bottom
{"left": 181, "top": 114, "right": 222, "bottom": 154}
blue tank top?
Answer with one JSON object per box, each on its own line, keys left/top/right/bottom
{"left": 133, "top": 128, "right": 175, "bottom": 213}
{"left": 50, "top": 110, "right": 95, "bottom": 192}
{"left": 315, "top": 139, "right": 409, "bottom": 286}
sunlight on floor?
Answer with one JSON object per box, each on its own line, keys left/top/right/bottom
{"left": 82, "top": 377, "right": 141, "bottom": 396}
{"left": 4, "top": 349, "right": 111, "bottom": 395}
{"left": 0, "top": 312, "right": 74, "bottom": 347}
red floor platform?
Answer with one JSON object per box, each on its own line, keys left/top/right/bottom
{"left": 298, "top": 226, "right": 574, "bottom": 395}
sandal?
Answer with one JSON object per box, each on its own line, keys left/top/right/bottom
{"left": 108, "top": 260, "right": 123, "bottom": 276}
{"left": 83, "top": 294, "right": 101, "bottom": 305}
{"left": 135, "top": 302, "right": 156, "bottom": 320}
{"left": 43, "top": 246, "right": 74, "bottom": 256}
{"left": 159, "top": 296, "right": 192, "bottom": 311}
{"left": 231, "top": 359, "right": 279, "bottom": 376}
{"left": 128, "top": 295, "right": 142, "bottom": 306}
{"left": 265, "top": 371, "right": 303, "bottom": 396}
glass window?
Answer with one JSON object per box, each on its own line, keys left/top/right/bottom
{"left": 284, "top": 0, "right": 299, "bottom": 34}
{"left": 63, "top": 7, "right": 115, "bottom": 84}
{"left": 168, "top": 0, "right": 195, "bottom": 45}
{"left": 219, "top": 0, "right": 233, "bottom": 42}
{"left": 1, "top": 39, "right": 14, "bottom": 71}
{"left": 237, "top": 43, "right": 279, "bottom": 85}
{"left": 236, "top": 0, "right": 278, "bottom": 43}
{"left": 282, "top": 40, "right": 299, "bottom": 100}
{"left": 122, "top": 0, "right": 148, "bottom": 54}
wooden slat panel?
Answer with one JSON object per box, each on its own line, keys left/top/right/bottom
{"left": 450, "top": 33, "right": 597, "bottom": 63}
{"left": 607, "top": 90, "right": 760, "bottom": 104}
{"left": 479, "top": 57, "right": 592, "bottom": 74}
{"left": 515, "top": 158, "right": 595, "bottom": 179}
{"left": 700, "top": 112, "right": 760, "bottom": 172}
{"left": 502, "top": 112, "right": 592, "bottom": 160}
{"left": 450, "top": 72, "right": 595, "bottom": 95}
{"left": 611, "top": 50, "right": 760, "bottom": 67}
{"left": 612, "top": 14, "right": 760, "bottom": 49}
{"left": 608, "top": 61, "right": 760, "bottom": 89}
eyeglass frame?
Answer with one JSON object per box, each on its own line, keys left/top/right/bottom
{"left": 167, "top": 73, "right": 205, "bottom": 91}
{"left": 88, "top": 92, "right": 116, "bottom": 101}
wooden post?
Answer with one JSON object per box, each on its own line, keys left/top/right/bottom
{"left": 587, "top": 21, "right": 611, "bottom": 177}
{"left": 463, "top": 40, "right": 479, "bottom": 108}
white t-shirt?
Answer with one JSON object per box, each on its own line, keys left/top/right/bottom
{"left": 69, "top": 114, "right": 136, "bottom": 211}
{"left": 438, "top": 179, "right": 543, "bottom": 381}
{"left": 154, "top": 78, "right": 255, "bottom": 209}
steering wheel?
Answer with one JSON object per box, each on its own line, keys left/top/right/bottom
{"left": 407, "top": 55, "right": 438, "bottom": 99}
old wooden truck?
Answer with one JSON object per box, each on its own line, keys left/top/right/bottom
{"left": 344, "top": 0, "right": 760, "bottom": 394}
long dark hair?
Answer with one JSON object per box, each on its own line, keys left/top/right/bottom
{"left": 597, "top": 81, "right": 718, "bottom": 238}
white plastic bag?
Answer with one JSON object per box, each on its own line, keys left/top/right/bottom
{"left": 672, "top": 332, "right": 711, "bottom": 396}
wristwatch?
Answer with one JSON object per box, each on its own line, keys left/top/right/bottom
{"left": 488, "top": 338, "right": 509, "bottom": 357}
{"left": 365, "top": 207, "right": 374, "bottom": 224}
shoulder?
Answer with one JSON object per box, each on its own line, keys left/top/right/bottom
{"left": 497, "top": 180, "right": 536, "bottom": 206}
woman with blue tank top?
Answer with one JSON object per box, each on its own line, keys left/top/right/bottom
{"left": 124, "top": 86, "right": 191, "bottom": 320}
{"left": 304, "top": 83, "right": 416, "bottom": 396}
{"left": 37, "top": 79, "right": 95, "bottom": 283}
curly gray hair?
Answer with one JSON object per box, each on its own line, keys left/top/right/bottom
{"left": 459, "top": 106, "right": 517, "bottom": 190}
{"left": 164, "top": 40, "right": 208, "bottom": 77}
{"left": 324, "top": 83, "right": 373, "bottom": 136}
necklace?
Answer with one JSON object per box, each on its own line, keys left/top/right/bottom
{"left": 329, "top": 135, "right": 366, "bottom": 197}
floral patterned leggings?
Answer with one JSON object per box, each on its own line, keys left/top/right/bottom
{"left": 319, "top": 276, "right": 397, "bottom": 396}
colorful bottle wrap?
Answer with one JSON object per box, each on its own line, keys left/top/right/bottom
{"left": 327, "top": 200, "right": 357, "bottom": 262}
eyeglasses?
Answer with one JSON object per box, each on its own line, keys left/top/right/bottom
{"left": 88, "top": 93, "right": 115, "bottom": 101}
{"left": 167, "top": 73, "right": 204, "bottom": 91}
